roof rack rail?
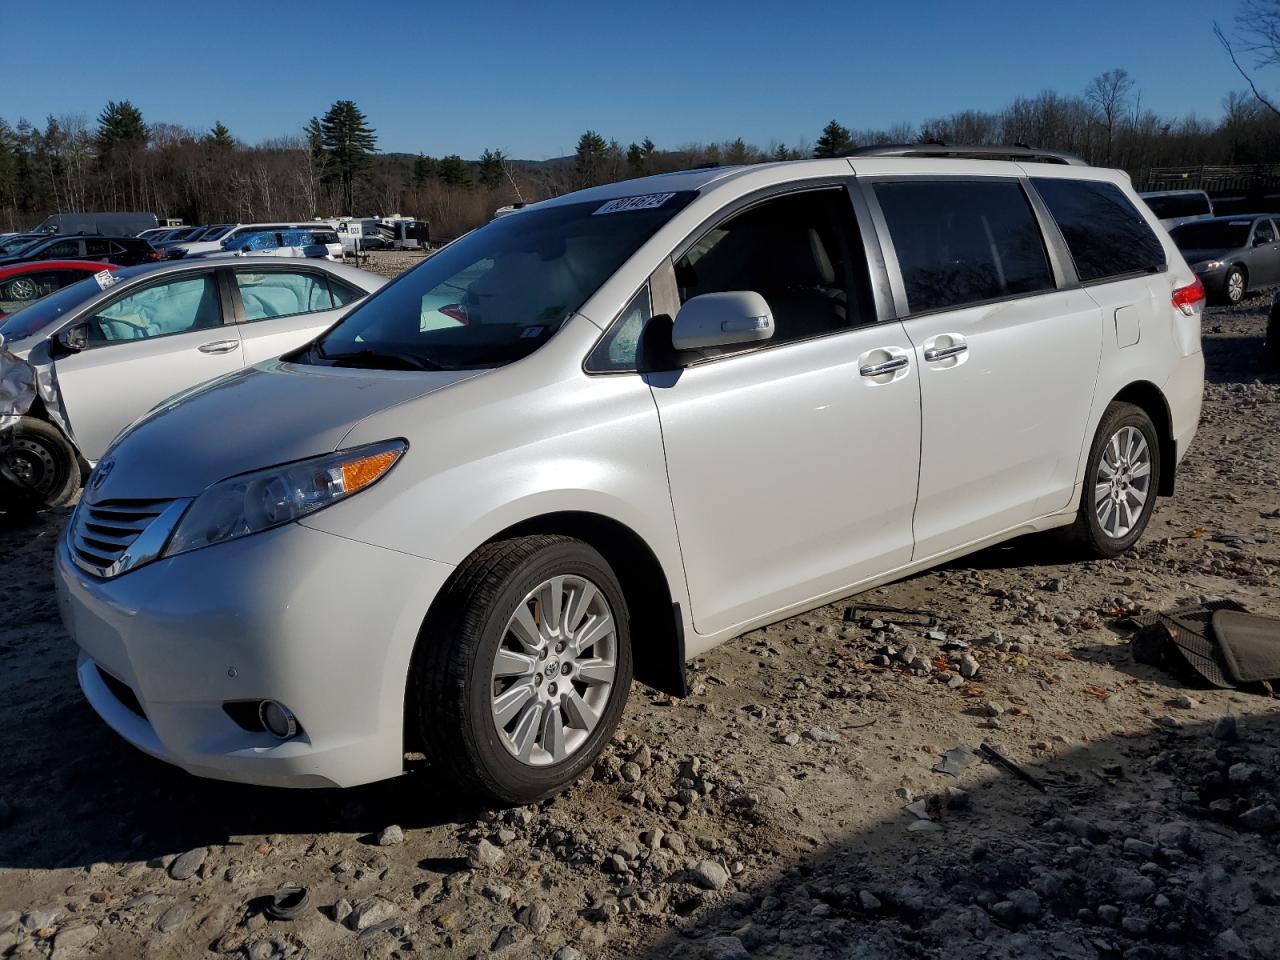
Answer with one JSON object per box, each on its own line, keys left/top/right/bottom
{"left": 842, "top": 143, "right": 1087, "bottom": 166}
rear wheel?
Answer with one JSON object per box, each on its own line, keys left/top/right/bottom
{"left": 1066, "top": 402, "right": 1160, "bottom": 558}
{"left": 0, "top": 417, "right": 80, "bottom": 511}
{"left": 411, "top": 535, "right": 632, "bottom": 804}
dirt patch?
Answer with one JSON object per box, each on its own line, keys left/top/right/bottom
{"left": 0, "top": 298, "right": 1277, "bottom": 959}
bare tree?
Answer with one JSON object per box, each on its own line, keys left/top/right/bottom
{"left": 1215, "top": 3, "right": 1280, "bottom": 118}
{"left": 1086, "top": 69, "right": 1135, "bottom": 164}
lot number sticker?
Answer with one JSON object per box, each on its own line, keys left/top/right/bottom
{"left": 594, "top": 193, "right": 676, "bottom": 215}
{"left": 94, "top": 269, "right": 118, "bottom": 289}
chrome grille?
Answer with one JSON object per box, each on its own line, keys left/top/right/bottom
{"left": 69, "top": 497, "right": 190, "bottom": 578}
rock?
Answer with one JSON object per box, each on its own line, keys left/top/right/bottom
{"left": 1121, "top": 915, "right": 1150, "bottom": 937}
{"left": 1213, "top": 715, "right": 1239, "bottom": 742}
{"left": 908, "top": 820, "right": 943, "bottom": 833}
{"left": 704, "top": 935, "right": 751, "bottom": 960}
{"left": 154, "top": 904, "right": 189, "bottom": 933}
{"left": 1214, "top": 929, "right": 1250, "bottom": 956}
{"left": 348, "top": 896, "right": 398, "bottom": 931}
{"left": 628, "top": 745, "right": 653, "bottom": 769}
{"left": 859, "top": 890, "right": 882, "bottom": 911}
{"left": 615, "top": 839, "right": 641, "bottom": 860}
{"left": 934, "top": 747, "right": 975, "bottom": 777}
{"left": 376, "top": 825, "right": 404, "bottom": 846}
{"left": 641, "top": 828, "right": 664, "bottom": 850}
{"left": 1008, "top": 888, "right": 1042, "bottom": 920}
{"left": 1116, "top": 873, "right": 1156, "bottom": 902}
{"left": 467, "top": 838, "right": 504, "bottom": 870}
{"left": 1238, "top": 804, "right": 1279, "bottom": 833}
{"left": 780, "top": 732, "right": 801, "bottom": 746}
{"left": 621, "top": 762, "right": 643, "bottom": 783}
{"left": 52, "top": 923, "right": 98, "bottom": 954}
{"left": 959, "top": 654, "right": 980, "bottom": 678}
{"left": 1170, "top": 695, "right": 1199, "bottom": 709}
{"left": 519, "top": 901, "right": 552, "bottom": 934}
{"left": 1123, "top": 837, "right": 1158, "bottom": 859}
{"left": 691, "top": 859, "right": 730, "bottom": 891}
{"left": 664, "top": 834, "right": 687, "bottom": 855}
{"left": 331, "top": 898, "right": 352, "bottom": 924}
{"left": 1228, "top": 763, "right": 1262, "bottom": 785}
{"left": 1098, "top": 904, "right": 1122, "bottom": 926}
{"left": 491, "top": 925, "right": 519, "bottom": 950}
{"left": 553, "top": 948, "right": 582, "bottom": 960}
{"left": 803, "top": 727, "right": 839, "bottom": 743}
{"left": 168, "top": 847, "right": 207, "bottom": 881}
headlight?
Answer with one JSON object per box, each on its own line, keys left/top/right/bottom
{"left": 163, "top": 439, "right": 405, "bottom": 559}
{"left": 1199, "top": 260, "right": 1225, "bottom": 271}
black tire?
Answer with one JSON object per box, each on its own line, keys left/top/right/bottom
{"left": 1066, "top": 402, "right": 1161, "bottom": 558}
{"left": 1223, "top": 265, "right": 1247, "bottom": 305}
{"left": 0, "top": 417, "right": 81, "bottom": 511}
{"left": 410, "top": 535, "right": 633, "bottom": 804}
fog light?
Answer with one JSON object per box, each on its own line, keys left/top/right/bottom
{"left": 258, "top": 700, "right": 298, "bottom": 739}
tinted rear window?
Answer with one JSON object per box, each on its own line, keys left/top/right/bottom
{"left": 1141, "top": 193, "right": 1211, "bottom": 219}
{"left": 874, "top": 179, "right": 1054, "bottom": 314}
{"left": 1169, "top": 220, "right": 1253, "bottom": 250}
{"left": 1032, "top": 178, "right": 1166, "bottom": 283}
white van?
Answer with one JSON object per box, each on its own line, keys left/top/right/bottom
{"left": 56, "top": 146, "right": 1204, "bottom": 802}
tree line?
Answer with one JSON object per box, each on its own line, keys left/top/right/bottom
{"left": 5, "top": 68, "right": 1280, "bottom": 241}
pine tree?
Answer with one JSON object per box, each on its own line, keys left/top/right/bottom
{"left": 317, "top": 100, "right": 377, "bottom": 211}
{"left": 412, "top": 154, "right": 438, "bottom": 184}
{"left": 437, "top": 154, "right": 470, "bottom": 187}
{"left": 477, "top": 148, "right": 506, "bottom": 189}
{"left": 206, "top": 122, "right": 234, "bottom": 149}
{"left": 626, "top": 142, "right": 645, "bottom": 175}
{"left": 574, "top": 130, "right": 608, "bottom": 187}
{"left": 813, "top": 120, "right": 852, "bottom": 158}
{"left": 772, "top": 143, "right": 792, "bottom": 161}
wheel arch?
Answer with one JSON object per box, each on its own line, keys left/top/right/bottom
{"left": 404, "top": 510, "right": 688, "bottom": 753}
{"left": 1112, "top": 380, "right": 1176, "bottom": 496}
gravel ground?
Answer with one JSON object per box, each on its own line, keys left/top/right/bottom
{"left": 0, "top": 296, "right": 1277, "bottom": 960}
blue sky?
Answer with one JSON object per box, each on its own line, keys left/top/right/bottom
{"left": 1, "top": 0, "right": 1255, "bottom": 158}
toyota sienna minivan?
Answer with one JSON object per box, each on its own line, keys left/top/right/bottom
{"left": 56, "top": 146, "right": 1205, "bottom": 802}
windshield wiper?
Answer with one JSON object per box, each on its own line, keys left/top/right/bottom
{"left": 324, "top": 347, "right": 448, "bottom": 371}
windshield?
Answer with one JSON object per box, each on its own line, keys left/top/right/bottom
{"left": 0, "top": 275, "right": 103, "bottom": 340}
{"left": 301, "top": 192, "right": 694, "bottom": 371}
{"left": 1170, "top": 220, "right": 1253, "bottom": 250}
{"left": 201, "top": 225, "right": 232, "bottom": 241}
{"left": 0, "top": 236, "right": 38, "bottom": 256}
{"left": 1143, "top": 193, "right": 1211, "bottom": 220}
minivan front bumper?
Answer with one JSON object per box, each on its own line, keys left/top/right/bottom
{"left": 55, "top": 519, "right": 454, "bottom": 788}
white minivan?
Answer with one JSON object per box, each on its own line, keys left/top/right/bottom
{"left": 56, "top": 146, "right": 1204, "bottom": 802}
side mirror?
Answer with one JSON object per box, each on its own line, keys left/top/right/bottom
{"left": 1255, "top": 235, "right": 1270, "bottom": 247}
{"left": 671, "top": 291, "right": 775, "bottom": 351}
{"left": 57, "top": 322, "right": 88, "bottom": 353}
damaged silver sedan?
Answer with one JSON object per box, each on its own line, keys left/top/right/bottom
{"left": 0, "top": 258, "right": 383, "bottom": 509}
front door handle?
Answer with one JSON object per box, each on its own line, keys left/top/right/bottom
{"left": 923, "top": 343, "right": 968, "bottom": 362}
{"left": 859, "top": 356, "right": 910, "bottom": 377}
{"left": 198, "top": 339, "right": 239, "bottom": 355}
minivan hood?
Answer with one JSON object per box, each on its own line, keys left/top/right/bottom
{"left": 90, "top": 359, "right": 480, "bottom": 500}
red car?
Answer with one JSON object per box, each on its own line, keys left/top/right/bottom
{"left": 0, "top": 260, "right": 118, "bottom": 322}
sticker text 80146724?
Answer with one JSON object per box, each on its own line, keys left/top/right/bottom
{"left": 593, "top": 193, "right": 677, "bottom": 215}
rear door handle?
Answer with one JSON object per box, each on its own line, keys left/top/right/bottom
{"left": 923, "top": 343, "right": 968, "bottom": 362}
{"left": 859, "top": 356, "right": 909, "bottom": 377}
{"left": 198, "top": 339, "right": 239, "bottom": 355}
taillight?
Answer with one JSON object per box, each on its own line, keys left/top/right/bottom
{"left": 440, "top": 303, "right": 469, "bottom": 325}
{"left": 1172, "top": 277, "right": 1205, "bottom": 317}
{"left": 146, "top": 250, "right": 161, "bottom": 261}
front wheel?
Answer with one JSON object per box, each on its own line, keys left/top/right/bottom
{"left": 0, "top": 417, "right": 81, "bottom": 511}
{"left": 1224, "top": 266, "right": 1246, "bottom": 305}
{"left": 411, "top": 535, "right": 633, "bottom": 804}
{"left": 1067, "top": 402, "right": 1161, "bottom": 558}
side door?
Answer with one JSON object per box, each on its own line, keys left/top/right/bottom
{"left": 39, "top": 239, "right": 82, "bottom": 262}
{"left": 644, "top": 184, "right": 921, "bottom": 637}
{"left": 52, "top": 269, "right": 243, "bottom": 460}
{"left": 1248, "top": 218, "right": 1279, "bottom": 286}
{"left": 230, "top": 266, "right": 366, "bottom": 364}
{"left": 866, "top": 176, "right": 1103, "bottom": 560}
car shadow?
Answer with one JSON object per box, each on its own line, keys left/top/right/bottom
{"left": 634, "top": 710, "right": 1280, "bottom": 959}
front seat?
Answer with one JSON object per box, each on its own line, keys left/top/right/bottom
{"left": 754, "top": 227, "right": 849, "bottom": 340}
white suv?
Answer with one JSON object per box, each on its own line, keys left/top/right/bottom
{"left": 55, "top": 146, "right": 1205, "bottom": 802}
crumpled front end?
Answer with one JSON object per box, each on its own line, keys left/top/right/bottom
{"left": 0, "top": 335, "right": 75, "bottom": 450}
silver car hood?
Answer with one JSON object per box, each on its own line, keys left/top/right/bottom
{"left": 90, "top": 358, "right": 481, "bottom": 500}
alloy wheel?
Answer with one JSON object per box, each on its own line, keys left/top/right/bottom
{"left": 9, "top": 278, "right": 38, "bottom": 301}
{"left": 1094, "top": 425, "right": 1152, "bottom": 540}
{"left": 1227, "top": 270, "right": 1245, "bottom": 303}
{"left": 490, "top": 574, "right": 618, "bottom": 766}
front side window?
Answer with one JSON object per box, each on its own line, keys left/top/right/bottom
{"left": 675, "top": 188, "right": 870, "bottom": 343}
{"left": 302, "top": 192, "right": 695, "bottom": 371}
{"left": 86, "top": 274, "right": 222, "bottom": 345}
{"left": 1255, "top": 219, "right": 1276, "bottom": 244}
{"left": 235, "top": 270, "right": 339, "bottom": 321}
{"left": 1032, "top": 178, "right": 1166, "bottom": 283}
{"left": 85, "top": 239, "right": 111, "bottom": 257}
{"left": 586, "top": 285, "right": 652, "bottom": 372}
{"left": 875, "top": 179, "right": 1054, "bottom": 314}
